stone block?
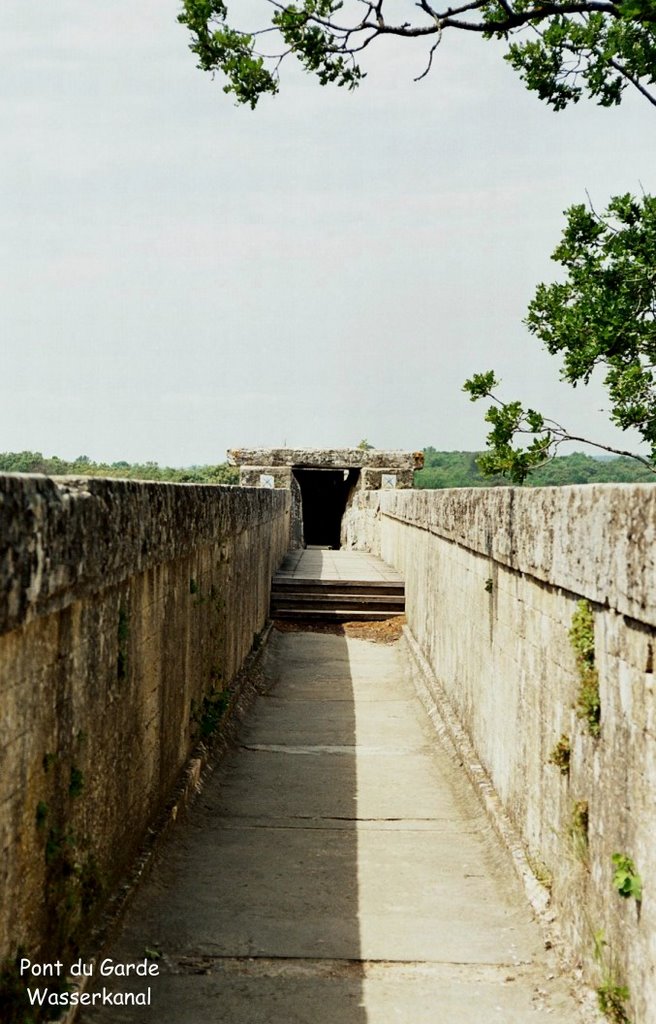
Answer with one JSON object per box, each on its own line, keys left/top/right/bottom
{"left": 239, "top": 467, "right": 293, "bottom": 489}
{"left": 360, "top": 469, "right": 414, "bottom": 490}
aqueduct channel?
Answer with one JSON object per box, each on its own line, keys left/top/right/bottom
{"left": 1, "top": 461, "right": 654, "bottom": 1022}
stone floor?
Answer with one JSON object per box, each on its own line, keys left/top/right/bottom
{"left": 79, "top": 628, "right": 590, "bottom": 1024}
{"left": 274, "top": 549, "right": 404, "bottom": 584}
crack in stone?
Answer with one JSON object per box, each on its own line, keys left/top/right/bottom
{"left": 169, "top": 954, "right": 534, "bottom": 980}
{"left": 221, "top": 815, "right": 455, "bottom": 823}
{"left": 239, "top": 743, "right": 427, "bottom": 756}
{"left": 215, "top": 819, "right": 478, "bottom": 833}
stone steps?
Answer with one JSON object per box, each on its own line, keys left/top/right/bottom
{"left": 270, "top": 580, "right": 405, "bottom": 622}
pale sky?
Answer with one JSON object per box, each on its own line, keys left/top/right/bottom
{"left": 2, "top": 2, "right": 655, "bottom": 465}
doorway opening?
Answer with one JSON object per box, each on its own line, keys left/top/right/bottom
{"left": 293, "top": 468, "right": 360, "bottom": 549}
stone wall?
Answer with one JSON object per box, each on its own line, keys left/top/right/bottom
{"left": 347, "top": 485, "right": 656, "bottom": 1024}
{"left": 0, "top": 475, "right": 290, "bottom": 966}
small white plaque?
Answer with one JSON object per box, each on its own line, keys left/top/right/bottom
{"left": 259, "top": 474, "right": 275, "bottom": 489}
{"left": 382, "top": 474, "right": 397, "bottom": 489}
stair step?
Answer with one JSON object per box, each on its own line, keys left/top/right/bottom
{"left": 272, "top": 605, "right": 405, "bottom": 615}
{"left": 272, "top": 592, "right": 404, "bottom": 606}
{"left": 272, "top": 580, "right": 404, "bottom": 595}
{"left": 272, "top": 608, "right": 405, "bottom": 622}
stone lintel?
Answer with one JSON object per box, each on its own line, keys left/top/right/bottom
{"left": 228, "top": 448, "right": 424, "bottom": 471}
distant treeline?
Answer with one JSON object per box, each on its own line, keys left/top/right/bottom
{"left": 0, "top": 451, "right": 239, "bottom": 485}
{"left": 415, "top": 449, "right": 656, "bottom": 488}
{"left": 2, "top": 449, "right": 654, "bottom": 489}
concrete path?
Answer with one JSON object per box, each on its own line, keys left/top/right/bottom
{"left": 80, "top": 629, "right": 588, "bottom": 1023}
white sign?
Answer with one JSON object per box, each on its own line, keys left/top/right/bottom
{"left": 259, "top": 474, "right": 275, "bottom": 489}
{"left": 381, "top": 474, "right": 397, "bottom": 489}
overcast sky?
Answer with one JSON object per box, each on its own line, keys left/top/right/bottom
{"left": 2, "top": 2, "right": 655, "bottom": 465}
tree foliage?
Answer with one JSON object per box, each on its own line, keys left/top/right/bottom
{"left": 417, "top": 444, "right": 650, "bottom": 483}
{"left": 178, "top": 0, "right": 656, "bottom": 109}
{"left": 0, "top": 452, "right": 239, "bottom": 485}
{"left": 415, "top": 447, "right": 656, "bottom": 486}
{"left": 464, "top": 193, "right": 656, "bottom": 483}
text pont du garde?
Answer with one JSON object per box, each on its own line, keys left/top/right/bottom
{"left": 20, "top": 957, "right": 158, "bottom": 1009}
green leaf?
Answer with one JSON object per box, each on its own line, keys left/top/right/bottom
{"left": 611, "top": 852, "right": 643, "bottom": 901}
{"left": 463, "top": 371, "right": 499, "bottom": 400}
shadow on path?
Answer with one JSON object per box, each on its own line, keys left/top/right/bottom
{"left": 80, "top": 628, "right": 366, "bottom": 1023}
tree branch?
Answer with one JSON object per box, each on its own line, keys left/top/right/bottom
{"left": 547, "top": 430, "right": 656, "bottom": 469}
{"left": 608, "top": 57, "right": 656, "bottom": 108}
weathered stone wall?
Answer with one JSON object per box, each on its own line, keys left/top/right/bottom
{"left": 0, "top": 475, "right": 290, "bottom": 965}
{"left": 348, "top": 486, "right": 656, "bottom": 1024}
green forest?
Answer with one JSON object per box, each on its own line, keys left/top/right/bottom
{"left": 415, "top": 449, "right": 656, "bottom": 488}
{"left": 0, "top": 451, "right": 239, "bottom": 485}
{"left": 2, "top": 449, "right": 655, "bottom": 488}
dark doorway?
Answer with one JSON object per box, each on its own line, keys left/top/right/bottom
{"left": 293, "top": 468, "right": 360, "bottom": 548}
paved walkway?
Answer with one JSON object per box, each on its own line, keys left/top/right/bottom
{"left": 275, "top": 549, "right": 403, "bottom": 584}
{"left": 81, "top": 629, "right": 587, "bottom": 1024}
